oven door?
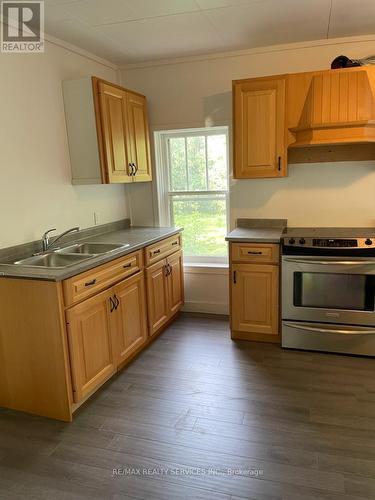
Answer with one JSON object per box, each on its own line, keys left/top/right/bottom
{"left": 282, "top": 255, "right": 375, "bottom": 326}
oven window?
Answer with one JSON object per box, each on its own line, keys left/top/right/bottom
{"left": 294, "top": 273, "right": 375, "bottom": 311}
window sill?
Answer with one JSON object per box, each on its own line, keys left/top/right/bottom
{"left": 183, "top": 262, "right": 229, "bottom": 275}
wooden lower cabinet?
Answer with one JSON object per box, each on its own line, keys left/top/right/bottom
{"left": 146, "top": 249, "right": 184, "bottom": 336}
{"left": 230, "top": 243, "right": 280, "bottom": 343}
{"left": 0, "top": 234, "right": 183, "bottom": 421}
{"left": 66, "top": 288, "right": 116, "bottom": 403}
{"left": 67, "top": 272, "right": 149, "bottom": 403}
{"left": 167, "top": 250, "right": 184, "bottom": 316}
{"left": 146, "top": 258, "right": 170, "bottom": 336}
{"left": 114, "top": 271, "right": 148, "bottom": 366}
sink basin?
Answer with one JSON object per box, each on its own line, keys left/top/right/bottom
{"left": 57, "top": 242, "right": 129, "bottom": 255}
{"left": 14, "top": 253, "right": 94, "bottom": 268}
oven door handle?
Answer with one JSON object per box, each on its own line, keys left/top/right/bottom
{"left": 283, "top": 258, "right": 375, "bottom": 266}
{"left": 283, "top": 321, "right": 375, "bottom": 335}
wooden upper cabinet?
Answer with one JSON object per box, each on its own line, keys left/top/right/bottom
{"left": 62, "top": 76, "right": 152, "bottom": 185}
{"left": 66, "top": 288, "right": 116, "bottom": 403}
{"left": 127, "top": 91, "right": 152, "bottom": 182}
{"left": 113, "top": 271, "right": 148, "bottom": 366}
{"left": 97, "top": 81, "right": 132, "bottom": 184}
{"left": 233, "top": 76, "right": 286, "bottom": 179}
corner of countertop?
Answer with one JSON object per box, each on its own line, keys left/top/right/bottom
{"left": 226, "top": 218, "right": 287, "bottom": 243}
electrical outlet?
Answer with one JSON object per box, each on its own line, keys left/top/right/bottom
{"left": 94, "top": 212, "right": 99, "bottom": 226}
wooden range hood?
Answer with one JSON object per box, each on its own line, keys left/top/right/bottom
{"left": 288, "top": 67, "right": 375, "bottom": 149}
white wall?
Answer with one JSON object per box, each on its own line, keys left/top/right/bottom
{"left": 120, "top": 35, "right": 375, "bottom": 314}
{"left": 0, "top": 38, "right": 128, "bottom": 249}
{"left": 121, "top": 35, "right": 375, "bottom": 229}
{"left": 183, "top": 266, "right": 229, "bottom": 315}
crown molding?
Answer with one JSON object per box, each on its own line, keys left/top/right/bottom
{"left": 1, "top": 15, "right": 119, "bottom": 69}
{"left": 45, "top": 32, "right": 119, "bottom": 70}
{"left": 120, "top": 34, "right": 375, "bottom": 71}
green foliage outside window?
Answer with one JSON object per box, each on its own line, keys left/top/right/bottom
{"left": 168, "top": 133, "right": 228, "bottom": 257}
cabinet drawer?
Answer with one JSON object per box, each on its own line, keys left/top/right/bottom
{"left": 231, "top": 243, "right": 279, "bottom": 264}
{"left": 63, "top": 250, "right": 143, "bottom": 307}
{"left": 145, "top": 234, "right": 181, "bottom": 266}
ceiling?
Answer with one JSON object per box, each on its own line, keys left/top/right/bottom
{"left": 43, "top": 0, "right": 375, "bottom": 65}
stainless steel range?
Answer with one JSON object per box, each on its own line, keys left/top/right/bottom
{"left": 281, "top": 228, "right": 375, "bottom": 356}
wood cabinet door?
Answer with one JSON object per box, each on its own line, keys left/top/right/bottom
{"left": 233, "top": 77, "right": 286, "bottom": 178}
{"left": 97, "top": 81, "right": 133, "bottom": 184}
{"left": 167, "top": 250, "right": 184, "bottom": 316}
{"left": 126, "top": 91, "right": 152, "bottom": 183}
{"left": 113, "top": 271, "right": 148, "bottom": 366}
{"left": 146, "top": 258, "right": 169, "bottom": 336}
{"left": 231, "top": 263, "right": 279, "bottom": 337}
{"left": 66, "top": 289, "right": 116, "bottom": 403}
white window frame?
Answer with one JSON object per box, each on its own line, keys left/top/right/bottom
{"left": 154, "top": 126, "right": 229, "bottom": 265}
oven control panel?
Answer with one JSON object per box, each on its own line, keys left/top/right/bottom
{"left": 313, "top": 238, "right": 358, "bottom": 247}
{"left": 283, "top": 237, "right": 374, "bottom": 249}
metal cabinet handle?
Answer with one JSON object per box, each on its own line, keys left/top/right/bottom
{"left": 247, "top": 251, "right": 262, "bottom": 255}
{"left": 114, "top": 294, "right": 119, "bottom": 310}
{"left": 85, "top": 279, "right": 97, "bottom": 287}
{"left": 153, "top": 249, "right": 161, "bottom": 255}
{"left": 128, "top": 163, "right": 134, "bottom": 176}
{"left": 172, "top": 241, "right": 178, "bottom": 246}
{"left": 123, "top": 262, "right": 132, "bottom": 268}
{"left": 284, "top": 258, "right": 375, "bottom": 265}
{"left": 109, "top": 296, "right": 115, "bottom": 313}
{"left": 283, "top": 321, "right": 375, "bottom": 336}
{"left": 133, "top": 163, "right": 138, "bottom": 174}
{"left": 164, "top": 264, "right": 172, "bottom": 277}
{"left": 233, "top": 270, "right": 237, "bottom": 284}
{"left": 278, "top": 156, "right": 281, "bottom": 171}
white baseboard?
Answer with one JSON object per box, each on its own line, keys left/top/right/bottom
{"left": 182, "top": 300, "right": 229, "bottom": 315}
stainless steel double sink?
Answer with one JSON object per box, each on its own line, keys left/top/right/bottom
{"left": 13, "top": 242, "right": 130, "bottom": 269}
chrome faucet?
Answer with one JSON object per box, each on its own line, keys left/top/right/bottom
{"left": 42, "top": 227, "right": 80, "bottom": 252}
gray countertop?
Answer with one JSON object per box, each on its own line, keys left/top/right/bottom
{"left": 226, "top": 226, "right": 285, "bottom": 243}
{"left": 226, "top": 218, "right": 287, "bottom": 243}
{"left": 0, "top": 226, "right": 182, "bottom": 282}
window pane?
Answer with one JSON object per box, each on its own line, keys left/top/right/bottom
{"left": 187, "top": 136, "right": 207, "bottom": 191}
{"left": 207, "top": 134, "right": 227, "bottom": 190}
{"left": 171, "top": 194, "right": 227, "bottom": 257}
{"left": 169, "top": 137, "right": 187, "bottom": 191}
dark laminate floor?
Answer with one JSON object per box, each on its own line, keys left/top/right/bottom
{"left": 1, "top": 315, "right": 375, "bottom": 500}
